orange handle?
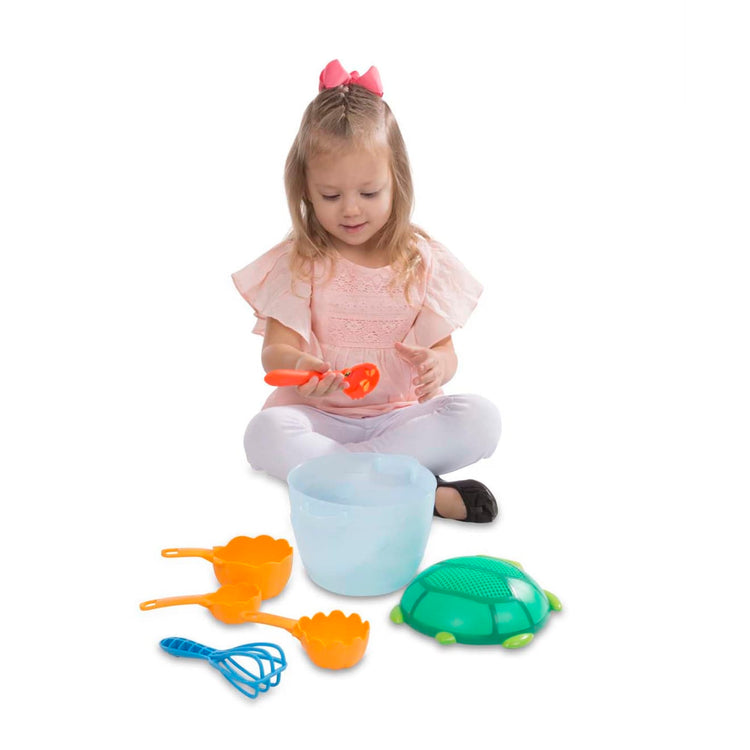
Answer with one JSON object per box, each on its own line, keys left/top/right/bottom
{"left": 264, "top": 369, "right": 321, "bottom": 387}
{"left": 139, "top": 594, "right": 209, "bottom": 611}
{"left": 241, "top": 610, "right": 301, "bottom": 635}
{"left": 161, "top": 547, "right": 215, "bottom": 562}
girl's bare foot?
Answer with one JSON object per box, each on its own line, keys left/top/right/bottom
{"left": 433, "top": 477, "right": 499, "bottom": 523}
{"left": 434, "top": 486, "right": 468, "bottom": 520}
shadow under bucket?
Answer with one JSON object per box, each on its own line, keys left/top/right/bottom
{"left": 287, "top": 454, "right": 436, "bottom": 596}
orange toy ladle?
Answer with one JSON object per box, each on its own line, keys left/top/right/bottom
{"left": 139, "top": 583, "right": 262, "bottom": 625}
{"left": 264, "top": 363, "right": 380, "bottom": 400}
{"left": 241, "top": 609, "right": 369, "bottom": 670}
{"left": 160, "top": 535, "right": 292, "bottom": 599}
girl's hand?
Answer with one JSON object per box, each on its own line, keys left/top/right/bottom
{"left": 394, "top": 341, "right": 446, "bottom": 403}
{"left": 293, "top": 354, "right": 347, "bottom": 398}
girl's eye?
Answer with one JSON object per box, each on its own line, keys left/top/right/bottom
{"left": 322, "top": 194, "right": 339, "bottom": 201}
{"left": 361, "top": 191, "right": 379, "bottom": 198}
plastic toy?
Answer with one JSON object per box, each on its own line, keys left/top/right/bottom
{"left": 288, "top": 453, "right": 435, "bottom": 596}
{"left": 241, "top": 609, "right": 369, "bottom": 670}
{"left": 141, "top": 584, "right": 369, "bottom": 669}
{"left": 140, "top": 582, "right": 263, "bottom": 624}
{"left": 390, "top": 556, "right": 562, "bottom": 649}
{"left": 264, "top": 362, "right": 380, "bottom": 400}
{"left": 161, "top": 535, "right": 292, "bottom": 598}
{"left": 159, "top": 637, "right": 287, "bottom": 699}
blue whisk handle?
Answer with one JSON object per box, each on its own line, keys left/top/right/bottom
{"left": 160, "top": 637, "right": 216, "bottom": 660}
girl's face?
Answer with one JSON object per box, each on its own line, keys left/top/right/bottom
{"left": 305, "top": 143, "right": 393, "bottom": 257}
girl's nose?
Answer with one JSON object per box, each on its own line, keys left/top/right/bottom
{"left": 342, "top": 195, "right": 361, "bottom": 216}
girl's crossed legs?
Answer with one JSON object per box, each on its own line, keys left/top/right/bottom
{"left": 243, "top": 394, "right": 501, "bottom": 519}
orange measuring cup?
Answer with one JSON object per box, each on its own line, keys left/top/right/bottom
{"left": 160, "top": 535, "right": 292, "bottom": 599}
{"left": 139, "top": 583, "right": 262, "bottom": 625}
{"left": 241, "top": 609, "right": 370, "bottom": 670}
{"left": 264, "top": 363, "right": 380, "bottom": 400}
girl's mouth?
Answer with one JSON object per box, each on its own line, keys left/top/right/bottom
{"left": 342, "top": 222, "right": 367, "bottom": 233}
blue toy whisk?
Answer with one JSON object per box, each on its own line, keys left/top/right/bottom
{"left": 159, "top": 637, "right": 287, "bottom": 699}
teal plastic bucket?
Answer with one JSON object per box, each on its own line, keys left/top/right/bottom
{"left": 287, "top": 454, "right": 436, "bottom": 596}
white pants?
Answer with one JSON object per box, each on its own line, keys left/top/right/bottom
{"left": 244, "top": 394, "right": 501, "bottom": 481}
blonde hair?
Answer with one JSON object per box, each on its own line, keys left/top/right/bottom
{"left": 284, "top": 84, "right": 427, "bottom": 299}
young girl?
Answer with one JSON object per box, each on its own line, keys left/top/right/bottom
{"left": 232, "top": 60, "right": 501, "bottom": 522}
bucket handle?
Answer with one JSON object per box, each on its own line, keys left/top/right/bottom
{"left": 372, "top": 454, "right": 423, "bottom": 484}
{"left": 298, "top": 501, "right": 351, "bottom": 522}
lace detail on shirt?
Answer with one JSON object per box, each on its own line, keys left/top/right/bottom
{"left": 325, "top": 316, "right": 414, "bottom": 346}
{"left": 329, "top": 265, "right": 405, "bottom": 296}
{"left": 311, "top": 262, "right": 419, "bottom": 347}
{"left": 324, "top": 294, "right": 414, "bottom": 316}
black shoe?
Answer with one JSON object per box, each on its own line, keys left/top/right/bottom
{"left": 433, "top": 476, "right": 499, "bottom": 523}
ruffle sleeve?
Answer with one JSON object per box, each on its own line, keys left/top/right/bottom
{"left": 231, "top": 241, "right": 312, "bottom": 343}
{"left": 411, "top": 239, "right": 484, "bottom": 347}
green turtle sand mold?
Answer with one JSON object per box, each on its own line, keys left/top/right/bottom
{"left": 390, "top": 555, "right": 562, "bottom": 649}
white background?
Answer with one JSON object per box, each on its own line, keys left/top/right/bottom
{"left": 2, "top": 1, "right": 748, "bottom": 747}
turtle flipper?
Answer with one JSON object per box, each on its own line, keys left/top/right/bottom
{"left": 502, "top": 633, "right": 534, "bottom": 649}
{"left": 436, "top": 632, "right": 456, "bottom": 645}
{"left": 544, "top": 590, "right": 562, "bottom": 611}
{"left": 389, "top": 605, "right": 404, "bottom": 624}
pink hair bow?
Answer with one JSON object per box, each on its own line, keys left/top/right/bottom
{"left": 318, "top": 59, "right": 383, "bottom": 97}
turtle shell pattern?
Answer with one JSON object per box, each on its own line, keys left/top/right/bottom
{"left": 398, "top": 556, "right": 553, "bottom": 645}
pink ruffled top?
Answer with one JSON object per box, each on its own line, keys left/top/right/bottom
{"left": 232, "top": 237, "right": 482, "bottom": 417}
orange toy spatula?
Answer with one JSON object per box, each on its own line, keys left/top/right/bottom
{"left": 264, "top": 363, "right": 380, "bottom": 400}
